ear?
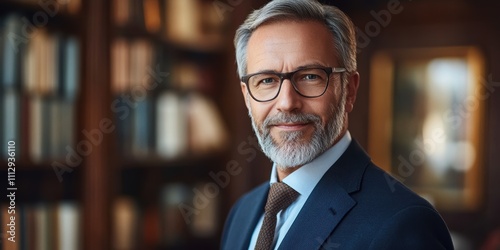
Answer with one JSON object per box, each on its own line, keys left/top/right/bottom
{"left": 345, "top": 71, "right": 359, "bottom": 113}
{"left": 240, "top": 82, "right": 251, "bottom": 110}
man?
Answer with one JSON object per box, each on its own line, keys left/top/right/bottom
{"left": 221, "top": 0, "right": 454, "bottom": 249}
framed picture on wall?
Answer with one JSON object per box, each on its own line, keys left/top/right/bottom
{"left": 368, "top": 46, "right": 486, "bottom": 211}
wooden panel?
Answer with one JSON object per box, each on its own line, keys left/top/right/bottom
{"left": 81, "top": 0, "right": 112, "bottom": 249}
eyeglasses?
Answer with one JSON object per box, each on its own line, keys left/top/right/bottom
{"left": 241, "top": 66, "right": 346, "bottom": 102}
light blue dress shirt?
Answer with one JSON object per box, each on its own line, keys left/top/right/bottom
{"left": 248, "top": 131, "right": 352, "bottom": 250}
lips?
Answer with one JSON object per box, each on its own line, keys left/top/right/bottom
{"left": 272, "top": 122, "right": 311, "bottom": 131}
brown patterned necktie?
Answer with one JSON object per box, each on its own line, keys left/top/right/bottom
{"left": 255, "top": 182, "right": 299, "bottom": 250}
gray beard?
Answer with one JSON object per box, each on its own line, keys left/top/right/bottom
{"left": 248, "top": 90, "right": 346, "bottom": 170}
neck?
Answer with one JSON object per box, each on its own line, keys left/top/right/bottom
{"left": 276, "top": 165, "right": 301, "bottom": 181}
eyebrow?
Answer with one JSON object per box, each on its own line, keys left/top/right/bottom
{"left": 250, "top": 63, "right": 329, "bottom": 75}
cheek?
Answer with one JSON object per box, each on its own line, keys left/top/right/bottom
{"left": 320, "top": 105, "right": 334, "bottom": 125}
{"left": 311, "top": 91, "right": 340, "bottom": 124}
{"left": 249, "top": 102, "right": 271, "bottom": 124}
{"left": 310, "top": 90, "right": 340, "bottom": 115}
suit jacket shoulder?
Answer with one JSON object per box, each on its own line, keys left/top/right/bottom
{"left": 320, "top": 161, "right": 455, "bottom": 249}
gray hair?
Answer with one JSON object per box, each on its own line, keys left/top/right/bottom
{"left": 234, "top": 0, "right": 357, "bottom": 81}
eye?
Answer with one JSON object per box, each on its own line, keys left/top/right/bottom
{"left": 303, "top": 74, "right": 319, "bottom": 80}
{"left": 295, "top": 68, "right": 327, "bottom": 83}
{"left": 298, "top": 73, "right": 324, "bottom": 82}
{"left": 260, "top": 78, "right": 277, "bottom": 84}
{"left": 250, "top": 73, "right": 279, "bottom": 87}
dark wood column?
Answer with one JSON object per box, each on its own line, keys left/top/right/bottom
{"left": 81, "top": 0, "right": 113, "bottom": 249}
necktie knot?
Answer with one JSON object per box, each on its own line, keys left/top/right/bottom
{"left": 265, "top": 182, "right": 299, "bottom": 215}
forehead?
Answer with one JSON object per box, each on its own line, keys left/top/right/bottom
{"left": 246, "top": 20, "right": 338, "bottom": 73}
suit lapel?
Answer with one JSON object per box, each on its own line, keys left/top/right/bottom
{"left": 278, "top": 180, "right": 356, "bottom": 250}
{"left": 228, "top": 183, "right": 269, "bottom": 250}
{"left": 278, "top": 140, "right": 370, "bottom": 250}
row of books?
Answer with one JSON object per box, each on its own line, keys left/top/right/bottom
{"left": 111, "top": 38, "right": 220, "bottom": 95}
{"left": 0, "top": 14, "right": 80, "bottom": 97}
{"left": 111, "top": 35, "right": 228, "bottom": 160}
{"left": 1, "top": 201, "right": 80, "bottom": 250}
{"left": 114, "top": 182, "right": 219, "bottom": 249}
{"left": 1, "top": 184, "right": 218, "bottom": 250}
{"left": 0, "top": 92, "right": 76, "bottom": 163}
{"left": 0, "top": 14, "right": 79, "bottom": 162}
{"left": 111, "top": 38, "right": 162, "bottom": 94}
{"left": 115, "top": 91, "right": 228, "bottom": 160}
{"left": 112, "top": 0, "right": 224, "bottom": 48}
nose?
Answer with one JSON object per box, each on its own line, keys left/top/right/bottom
{"left": 274, "top": 79, "right": 302, "bottom": 112}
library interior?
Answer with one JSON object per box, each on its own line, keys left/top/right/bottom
{"left": 0, "top": 0, "right": 499, "bottom": 249}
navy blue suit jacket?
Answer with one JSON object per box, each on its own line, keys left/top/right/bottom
{"left": 221, "top": 140, "right": 454, "bottom": 249}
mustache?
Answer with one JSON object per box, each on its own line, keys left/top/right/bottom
{"left": 262, "top": 112, "right": 322, "bottom": 127}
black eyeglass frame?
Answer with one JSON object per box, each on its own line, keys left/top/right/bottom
{"left": 240, "top": 66, "right": 347, "bottom": 102}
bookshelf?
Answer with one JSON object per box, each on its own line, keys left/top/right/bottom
{"left": 109, "top": 0, "right": 231, "bottom": 249}
{"left": 2, "top": 0, "right": 235, "bottom": 249}
{"left": 0, "top": 1, "right": 84, "bottom": 249}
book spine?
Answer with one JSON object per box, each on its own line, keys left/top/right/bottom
{"left": 1, "top": 90, "right": 21, "bottom": 158}
{"left": 57, "top": 202, "right": 80, "bottom": 250}
{"left": 156, "top": 92, "right": 188, "bottom": 159}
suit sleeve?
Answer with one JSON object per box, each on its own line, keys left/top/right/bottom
{"left": 368, "top": 205, "right": 454, "bottom": 250}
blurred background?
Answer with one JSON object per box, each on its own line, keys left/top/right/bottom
{"left": 0, "top": 0, "right": 499, "bottom": 249}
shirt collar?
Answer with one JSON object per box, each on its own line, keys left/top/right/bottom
{"left": 270, "top": 131, "right": 352, "bottom": 196}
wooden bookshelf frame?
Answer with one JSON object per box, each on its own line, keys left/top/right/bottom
{"left": 81, "top": 0, "right": 113, "bottom": 249}
{"left": 368, "top": 46, "right": 486, "bottom": 212}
